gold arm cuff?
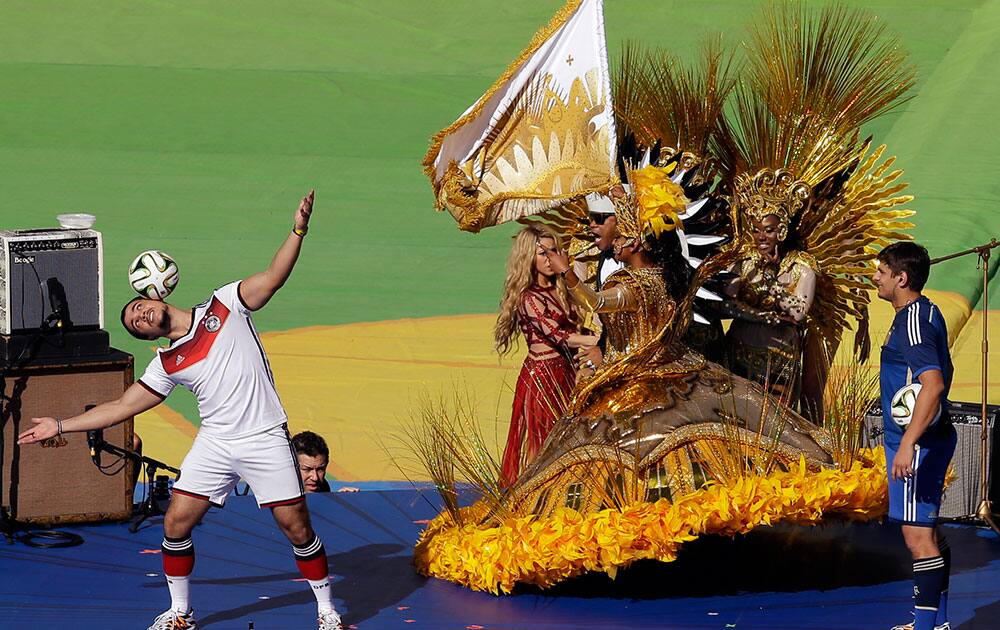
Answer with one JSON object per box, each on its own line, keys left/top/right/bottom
{"left": 568, "top": 280, "right": 601, "bottom": 312}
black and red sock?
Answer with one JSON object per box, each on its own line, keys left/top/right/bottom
{"left": 161, "top": 535, "right": 194, "bottom": 613}
{"left": 293, "top": 534, "right": 334, "bottom": 613}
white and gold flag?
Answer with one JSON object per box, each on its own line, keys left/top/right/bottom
{"left": 423, "top": 0, "right": 617, "bottom": 232}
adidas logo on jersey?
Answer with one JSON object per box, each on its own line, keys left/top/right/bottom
{"left": 176, "top": 355, "right": 185, "bottom": 366}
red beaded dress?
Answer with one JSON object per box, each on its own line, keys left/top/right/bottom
{"left": 501, "top": 284, "right": 577, "bottom": 486}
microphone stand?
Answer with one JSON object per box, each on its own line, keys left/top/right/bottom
{"left": 931, "top": 238, "right": 999, "bottom": 533}
{"left": 93, "top": 440, "right": 180, "bottom": 533}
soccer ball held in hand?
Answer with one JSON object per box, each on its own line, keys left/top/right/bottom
{"left": 890, "top": 382, "right": 942, "bottom": 429}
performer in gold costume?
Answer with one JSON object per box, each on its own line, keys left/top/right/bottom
{"left": 715, "top": 4, "right": 917, "bottom": 421}
{"left": 723, "top": 203, "right": 818, "bottom": 401}
{"left": 513, "top": 165, "right": 832, "bottom": 518}
{"left": 415, "top": 2, "right": 916, "bottom": 595}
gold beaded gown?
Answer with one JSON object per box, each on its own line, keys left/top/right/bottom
{"left": 500, "top": 265, "right": 833, "bottom": 517}
{"left": 725, "top": 248, "right": 818, "bottom": 393}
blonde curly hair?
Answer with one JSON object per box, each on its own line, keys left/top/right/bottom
{"left": 494, "top": 225, "right": 576, "bottom": 357}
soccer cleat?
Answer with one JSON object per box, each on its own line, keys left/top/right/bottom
{"left": 889, "top": 623, "right": 950, "bottom": 630}
{"left": 147, "top": 608, "right": 196, "bottom": 630}
{"left": 318, "top": 609, "right": 344, "bottom": 630}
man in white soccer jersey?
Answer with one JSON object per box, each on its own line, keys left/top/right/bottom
{"left": 18, "top": 190, "right": 343, "bottom": 630}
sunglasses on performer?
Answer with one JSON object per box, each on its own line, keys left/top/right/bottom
{"left": 588, "top": 213, "right": 613, "bottom": 225}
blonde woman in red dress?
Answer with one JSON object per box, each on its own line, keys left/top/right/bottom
{"left": 495, "top": 225, "right": 598, "bottom": 485}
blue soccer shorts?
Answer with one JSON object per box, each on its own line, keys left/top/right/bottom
{"left": 885, "top": 428, "right": 957, "bottom": 526}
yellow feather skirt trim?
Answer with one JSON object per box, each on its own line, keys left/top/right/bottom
{"left": 414, "top": 448, "right": 888, "bottom": 594}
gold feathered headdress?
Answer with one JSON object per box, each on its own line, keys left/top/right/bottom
{"left": 614, "top": 39, "right": 736, "bottom": 187}
{"left": 613, "top": 165, "right": 688, "bottom": 246}
{"left": 719, "top": 4, "right": 915, "bottom": 235}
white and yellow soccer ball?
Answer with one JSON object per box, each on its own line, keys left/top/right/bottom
{"left": 128, "top": 250, "right": 179, "bottom": 300}
{"left": 890, "top": 382, "right": 941, "bottom": 429}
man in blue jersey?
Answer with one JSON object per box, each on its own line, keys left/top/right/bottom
{"left": 873, "top": 241, "right": 957, "bottom": 630}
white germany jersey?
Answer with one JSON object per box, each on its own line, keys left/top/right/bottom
{"left": 138, "top": 281, "right": 287, "bottom": 439}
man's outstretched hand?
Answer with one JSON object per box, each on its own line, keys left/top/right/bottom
{"left": 295, "top": 190, "right": 315, "bottom": 231}
{"left": 18, "top": 417, "right": 58, "bottom": 445}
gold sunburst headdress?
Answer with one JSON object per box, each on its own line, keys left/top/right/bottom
{"left": 735, "top": 169, "right": 811, "bottom": 242}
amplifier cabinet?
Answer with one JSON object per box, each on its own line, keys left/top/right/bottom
{"left": 863, "top": 401, "right": 1000, "bottom": 520}
{"left": 1, "top": 351, "right": 134, "bottom": 525}
{"left": 0, "top": 228, "right": 104, "bottom": 334}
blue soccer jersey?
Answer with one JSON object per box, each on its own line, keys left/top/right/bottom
{"left": 881, "top": 295, "right": 956, "bottom": 525}
{"left": 879, "top": 296, "right": 954, "bottom": 448}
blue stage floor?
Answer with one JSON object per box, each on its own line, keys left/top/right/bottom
{"left": 1, "top": 490, "right": 999, "bottom": 629}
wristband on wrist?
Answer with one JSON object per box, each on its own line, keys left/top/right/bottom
{"left": 292, "top": 225, "right": 308, "bottom": 237}
{"left": 56, "top": 419, "right": 64, "bottom": 435}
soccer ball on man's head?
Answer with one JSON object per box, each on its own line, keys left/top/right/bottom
{"left": 890, "top": 382, "right": 941, "bottom": 429}
{"left": 128, "top": 250, "right": 179, "bottom": 300}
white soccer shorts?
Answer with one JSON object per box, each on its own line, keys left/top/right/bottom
{"left": 172, "top": 423, "right": 304, "bottom": 508}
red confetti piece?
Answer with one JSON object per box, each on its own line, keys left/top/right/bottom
{"left": 466, "top": 625, "right": 485, "bottom": 629}
{"left": 412, "top": 519, "right": 431, "bottom": 524}
{"left": 397, "top": 606, "right": 410, "bottom": 611}
{"left": 291, "top": 578, "right": 308, "bottom": 582}
{"left": 140, "top": 549, "right": 162, "bottom": 554}
{"left": 404, "top": 621, "right": 415, "bottom": 624}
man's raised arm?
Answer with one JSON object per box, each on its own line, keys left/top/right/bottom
{"left": 238, "top": 189, "right": 315, "bottom": 311}
{"left": 17, "top": 382, "right": 165, "bottom": 445}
